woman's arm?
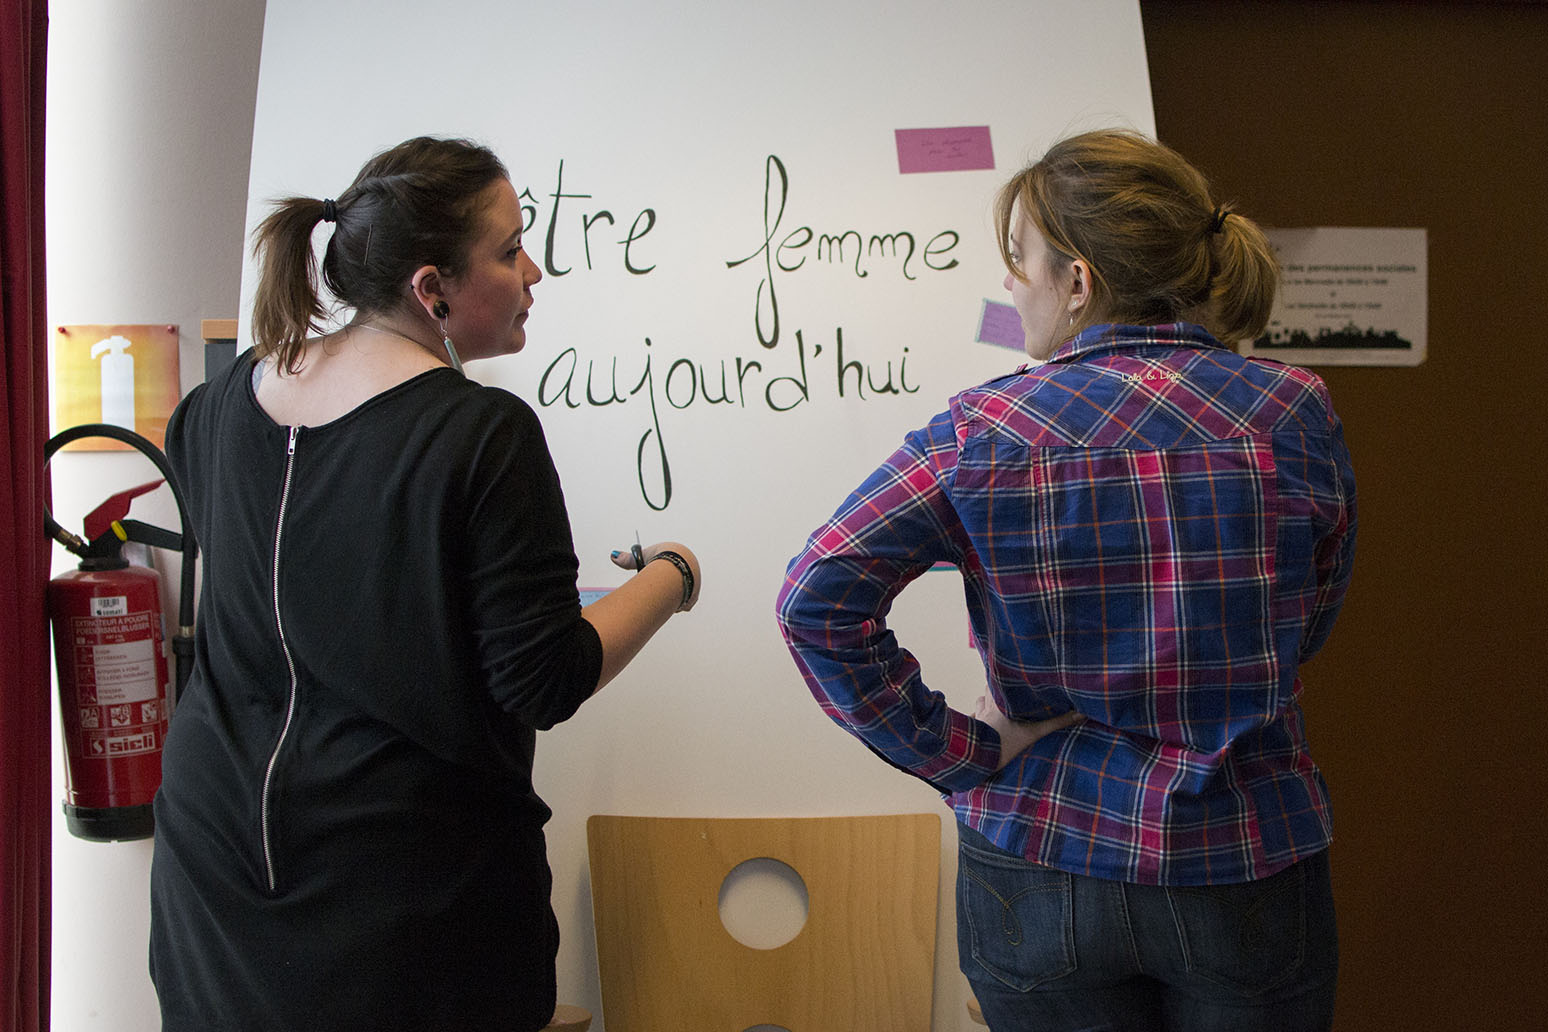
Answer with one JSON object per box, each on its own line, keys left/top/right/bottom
{"left": 582, "top": 541, "right": 700, "bottom": 692}
{"left": 777, "top": 411, "right": 1012, "bottom": 792}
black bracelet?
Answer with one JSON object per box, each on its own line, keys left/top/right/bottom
{"left": 648, "top": 550, "right": 694, "bottom": 610}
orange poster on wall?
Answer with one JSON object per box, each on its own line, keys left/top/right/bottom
{"left": 52, "top": 324, "right": 182, "bottom": 451}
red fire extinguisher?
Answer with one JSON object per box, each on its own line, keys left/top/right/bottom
{"left": 44, "top": 424, "right": 197, "bottom": 842}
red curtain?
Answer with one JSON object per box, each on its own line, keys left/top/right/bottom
{"left": 1, "top": 2, "right": 51, "bottom": 1031}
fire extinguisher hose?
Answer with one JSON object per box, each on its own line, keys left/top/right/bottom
{"left": 44, "top": 423, "right": 199, "bottom": 702}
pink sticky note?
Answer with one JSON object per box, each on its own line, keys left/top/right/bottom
{"left": 895, "top": 126, "right": 995, "bottom": 174}
{"left": 976, "top": 300, "right": 1024, "bottom": 352}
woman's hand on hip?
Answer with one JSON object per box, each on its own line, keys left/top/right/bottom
{"left": 974, "top": 694, "right": 1083, "bottom": 771}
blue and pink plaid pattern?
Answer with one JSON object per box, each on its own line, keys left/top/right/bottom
{"left": 777, "top": 323, "right": 1356, "bottom": 885}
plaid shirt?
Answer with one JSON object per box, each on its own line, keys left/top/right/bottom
{"left": 777, "top": 323, "right": 1356, "bottom": 885}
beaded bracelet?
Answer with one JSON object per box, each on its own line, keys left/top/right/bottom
{"left": 647, "top": 550, "right": 695, "bottom": 610}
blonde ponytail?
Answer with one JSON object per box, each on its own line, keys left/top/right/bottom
{"left": 997, "top": 129, "right": 1281, "bottom": 345}
{"left": 1205, "top": 209, "right": 1279, "bottom": 344}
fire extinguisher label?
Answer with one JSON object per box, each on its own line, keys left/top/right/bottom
{"left": 78, "top": 633, "right": 160, "bottom": 705}
{"left": 90, "top": 594, "right": 130, "bottom": 617}
{"left": 75, "top": 634, "right": 158, "bottom": 705}
{"left": 68, "top": 611, "right": 166, "bottom": 758}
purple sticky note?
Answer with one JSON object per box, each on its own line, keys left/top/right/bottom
{"left": 895, "top": 126, "right": 996, "bottom": 174}
{"left": 578, "top": 588, "right": 611, "bottom": 606}
{"left": 976, "top": 300, "right": 1025, "bottom": 352}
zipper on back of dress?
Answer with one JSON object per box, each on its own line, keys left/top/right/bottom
{"left": 260, "top": 424, "right": 302, "bottom": 892}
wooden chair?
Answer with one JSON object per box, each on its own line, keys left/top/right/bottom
{"left": 966, "top": 989, "right": 988, "bottom": 1025}
{"left": 541, "top": 1003, "right": 592, "bottom": 1030}
{"left": 586, "top": 813, "right": 940, "bottom": 1032}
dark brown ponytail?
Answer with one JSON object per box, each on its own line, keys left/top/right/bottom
{"left": 248, "top": 136, "right": 509, "bottom": 372}
{"left": 249, "top": 198, "right": 332, "bottom": 372}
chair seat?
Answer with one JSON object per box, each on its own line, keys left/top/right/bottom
{"left": 967, "top": 990, "right": 988, "bottom": 1026}
{"left": 542, "top": 1003, "right": 592, "bottom": 1031}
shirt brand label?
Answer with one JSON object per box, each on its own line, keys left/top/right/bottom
{"left": 1124, "top": 370, "right": 1183, "bottom": 387}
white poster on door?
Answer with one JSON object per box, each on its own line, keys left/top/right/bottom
{"left": 1246, "top": 227, "right": 1427, "bottom": 366}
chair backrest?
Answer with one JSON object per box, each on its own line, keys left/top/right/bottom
{"left": 586, "top": 813, "right": 940, "bottom": 1032}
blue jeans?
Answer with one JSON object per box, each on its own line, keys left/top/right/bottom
{"left": 956, "top": 825, "right": 1338, "bottom": 1031}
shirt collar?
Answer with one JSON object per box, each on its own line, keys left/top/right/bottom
{"left": 1043, "top": 322, "right": 1230, "bottom": 365}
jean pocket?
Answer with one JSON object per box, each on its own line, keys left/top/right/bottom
{"left": 956, "top": 841, "right": 1075, "bottom": 991}
{"left": 1165, "top": 860, "right": 1307, "bottom": 996}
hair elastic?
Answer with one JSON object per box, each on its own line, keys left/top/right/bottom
{"left": 321, "top": 198, "right": 339, "bottom": 223}
{"left": 1210, "top": 208, "right": 1231, "bottom": 234}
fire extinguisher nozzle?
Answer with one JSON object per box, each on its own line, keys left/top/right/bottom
{"left": 50, "top": 526, "right": 90, "bottom": 556}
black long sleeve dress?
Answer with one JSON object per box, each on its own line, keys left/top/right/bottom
{"left": 150, "top": 351, "right": 602, "bottom": 1032}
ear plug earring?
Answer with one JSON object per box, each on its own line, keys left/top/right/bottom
{"left": 431, "top": 300, "right": 464, "bottom": 375}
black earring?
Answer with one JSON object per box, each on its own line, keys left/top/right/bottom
{"left": 432, "top": 300, "right": 449, "bottom": 319}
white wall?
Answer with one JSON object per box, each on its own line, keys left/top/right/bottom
{"left": 44, "top": 2, "right": 1153, "bottom": 1029}
{"left": 44, "top": 2, "right": 266, "bottom": 1029}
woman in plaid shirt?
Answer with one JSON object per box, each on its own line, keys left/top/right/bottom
{"left": 777, "top": 129, "right": 1354, "bottom": 1031}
